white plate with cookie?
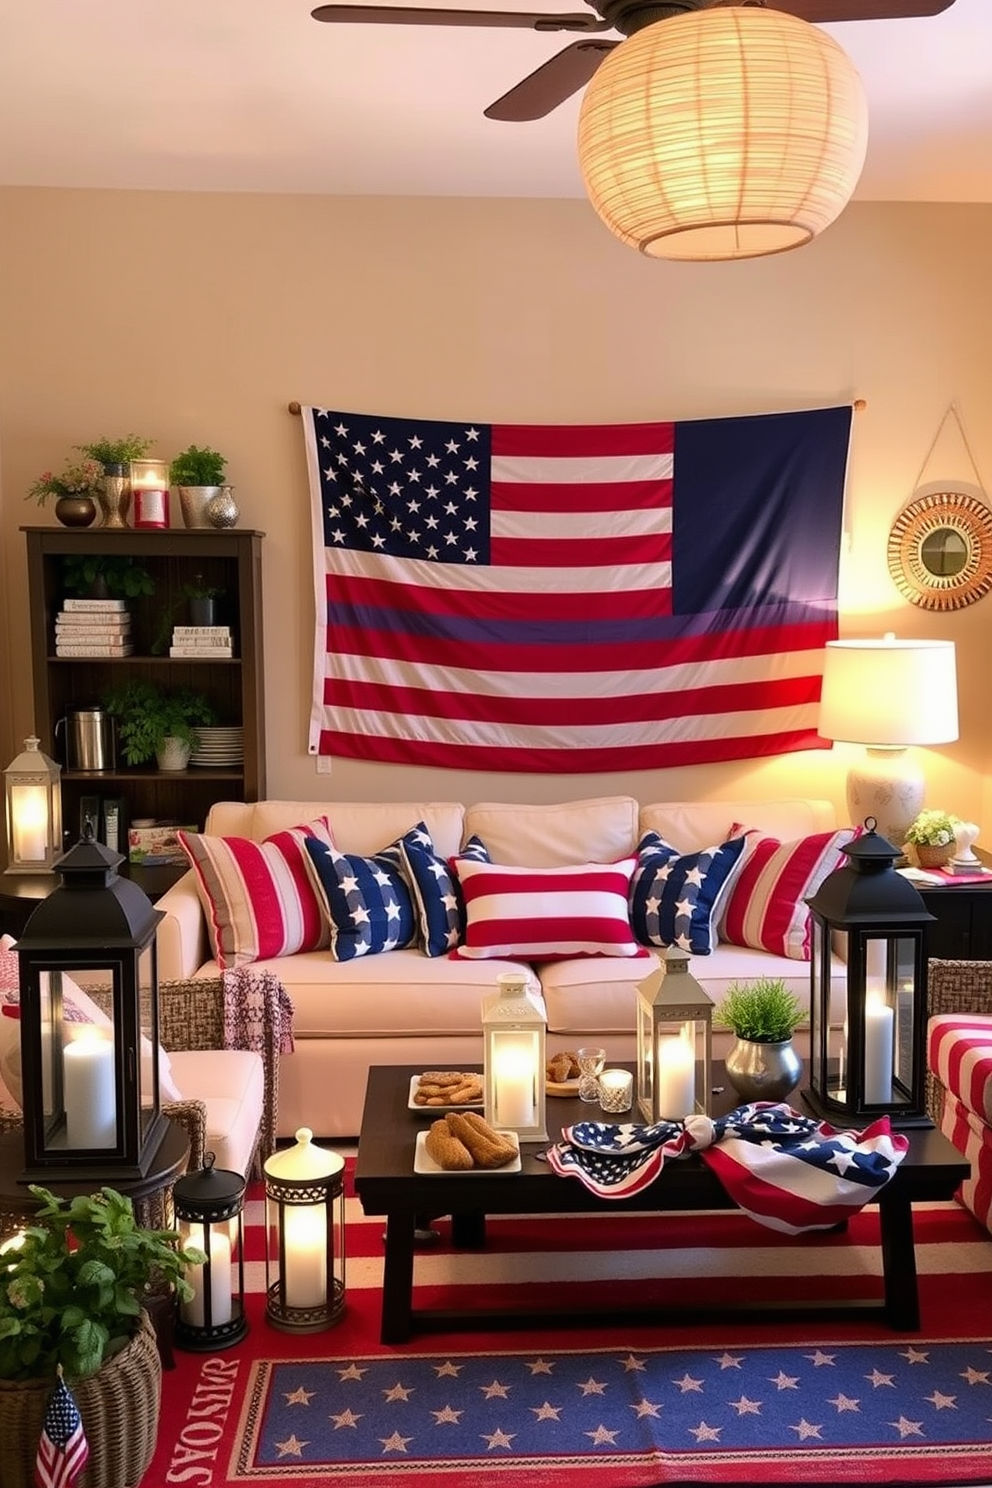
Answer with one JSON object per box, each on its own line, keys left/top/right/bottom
{"left": 408, "top": 1073, "right": 484, "bottom": 1112}
{"left": 414, "top": 1129, "right": 521, "bottom": 1175}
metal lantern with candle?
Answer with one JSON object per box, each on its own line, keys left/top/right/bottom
{"left": 13, "top": 823, "right": 168, "bottom": 1181}
{"left": 805, "top": 819, "right": 934, "bottom": 1127}
{"left": 173, "top": 1153, "right": 248, "bottom": 1352}
{"left": 130, "top": 456, "right": 171, "bottom": 530}
{"left": 4, "top": 737, "right": 63, "bottom": 875}
{"left": 263, "top": 1127, "right": 345, "bottom": 1333}
{"left": 636, "top": 946, "right": 713, "bottom": 1123}
{"left": 481, "top": 971, "right": 548, "bottom": 1142}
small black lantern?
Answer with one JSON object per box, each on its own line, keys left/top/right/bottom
{"left": 805, "top": 818, "right": 934, "bottom": 1128}
{"left": 14, "top": 825, "right": 168, "bottom": 1181}
{"left": 173, "top": 1154, "right": 249, "bottom": 1352}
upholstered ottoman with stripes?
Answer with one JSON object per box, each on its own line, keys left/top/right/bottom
{"left": 928, "top": 1010, "right": 992, "bottom": 1236}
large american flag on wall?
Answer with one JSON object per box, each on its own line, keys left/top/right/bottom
{"left": 303, "top": 404, "right": 852, "bottom": 772}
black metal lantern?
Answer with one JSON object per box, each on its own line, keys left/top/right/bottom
{"left": 14, "top": 824, "right": 168, "bottom": 1181}
{"left": 173, "top": 1154, "right": 249, "bottom": 1352}
{"left": 805, "top": 819, "right": 934, "bottom": 1128}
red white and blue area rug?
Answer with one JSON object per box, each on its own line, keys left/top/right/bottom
{"left": 152, "top": 1171, "right": 992, "bottom": 1487}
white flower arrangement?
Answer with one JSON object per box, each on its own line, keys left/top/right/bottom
{"left": 903, "top": 809, "right": 961, "bottom": 848}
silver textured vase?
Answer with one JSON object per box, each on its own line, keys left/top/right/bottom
{"left": 724, "top": 1036, "right": 802, "bottom": 1103}
{"left": 178, "top": 484, "right": 221, "bottom": 528}
{"left": 206, "top": 484, "right": 240, "bottom": 528}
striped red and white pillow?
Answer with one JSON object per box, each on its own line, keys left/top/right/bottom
{"left": 179, "top": 817, "right": 335, "bottom": 969}
{"left": 451, "top": 857, "right": 646, "bottom": 962}
{"left": 719, "top": 827, "right": 858, "bottom": 961}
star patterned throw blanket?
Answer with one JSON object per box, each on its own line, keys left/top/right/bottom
{"left": 547, "top": 1103, "right": 909, "bottom": 1234}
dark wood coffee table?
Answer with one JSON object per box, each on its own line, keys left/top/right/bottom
{"left": 354, "top": 1063, "right": 970, "bottom": 1344}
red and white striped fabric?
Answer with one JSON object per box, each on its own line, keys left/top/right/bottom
{"left": 720, "top": 826, "right": 857, "bottom": 960}
{"left": 180, "top": 817, "right": 335, "bottom": 969}
{"left": 940, "top": 1093, "right": 992, "bottom": 1236}
{"left": 452, "top": 857, "right": 646, "bottom": 962}
{"left": 928, "top": 1014, "right": 992, "bottom": 1124}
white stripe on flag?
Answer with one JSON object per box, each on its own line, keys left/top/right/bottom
{"left": 491, "top": 452, "right": 673, "bottom": 484}
{"left": 491, "top": 507, "right": 670, "bottom": 541}
{"left": 323, "top": 546, "right": 672, "bottom": 592}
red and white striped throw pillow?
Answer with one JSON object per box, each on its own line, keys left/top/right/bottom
{"left": 719, "top": 827, "right": 857, "bottom": 961}
{"left": 452, "top": 857, "right": 646, "bottom": 962}
{"left": 179, "top": 817, "right": 335, "bottom": 969}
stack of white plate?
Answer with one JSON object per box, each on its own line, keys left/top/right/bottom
{"left": 190, "top": 725, "right": 244, "bottom": 768}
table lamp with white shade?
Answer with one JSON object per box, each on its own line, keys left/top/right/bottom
{"left": 817, "top": 635, "right": 958, "bottom": 850}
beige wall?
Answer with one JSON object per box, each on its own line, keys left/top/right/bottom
{"left": 2, "top": 187, "right": 991, "bottom": 828}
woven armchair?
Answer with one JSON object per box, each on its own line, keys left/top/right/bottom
{"left": 925, "top": 957, "right": 992, "bottom": 1125}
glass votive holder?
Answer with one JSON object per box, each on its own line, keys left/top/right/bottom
{"left": 576, "top": 1046, "right": 607, "bottom": 1102}
{"left": 598, "top": 1068, "right": 633, "bottom": 1114}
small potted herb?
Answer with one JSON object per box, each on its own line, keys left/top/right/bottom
{"left": 76, "top": 435, "right": 154, "bottom": 528}
{"left": 103, "top": 678, "right": 215, "bottom": 770}
{"left": 183, "top": 573, "right": 224, "bottom": 626}
{"left": 714, "top": 978, "right": 804, "bottom": 1102}
{"left": 25, "top": 456, "right": 103, "bottom": 527}
{"left": 170, "top": 446, "right": 228, "bottom": 528}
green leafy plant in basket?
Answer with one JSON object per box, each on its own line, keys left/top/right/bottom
{"left": 714, "top": 978, "right": 804, "bottom": 1044}
{"left": 903, "top": 809, "right": 961, "bottom": 848}
{"left": 103, "top": 678, "right": 216, "bottom": 765}
{"left": 0, "top": 1185, "right": 203, "bottom": 1381}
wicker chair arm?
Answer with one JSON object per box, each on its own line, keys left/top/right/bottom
{"left": 927, "top": 957, "right": 992, "bottom": 1019}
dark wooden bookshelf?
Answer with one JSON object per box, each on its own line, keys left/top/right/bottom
{"left": 23, "top": 526, "right": 266, "bottom": 842}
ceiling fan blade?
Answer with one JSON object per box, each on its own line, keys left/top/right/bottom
{"left": 484, "top": 39, "right": 618, "bottom": 121}
{"left": 777, "top": 1, "right": 956, "bottom": 19}
{"left": 311, "top": 5, "right": 608, "bottom": 31}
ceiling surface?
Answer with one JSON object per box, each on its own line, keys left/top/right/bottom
{"left": 0, "top": 0, "right": 989, "bottom": 202}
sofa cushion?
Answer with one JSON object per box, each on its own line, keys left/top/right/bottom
{"left": 719, "top": 827, "right": 857, "bottom": 960}
{"left": 452, "top": 857, "right": 646, "bottom": 962}
{"left": 939, "top": 1089, "right": 992, "bottom": 1237}
{"left": 928, "top": 1013, "right": 992, "bottom": 1124}
{"left": 179, "top": 818, "right": 335, "bottom": 969}
{"left": 304, "top": 837, "right": 417, "bottom": 960}
{"left": 212, "top": 800, "right": 466, "bottom": 860}
{"left": 628, "top": 831, "right": 748, "bottom": 955}
{"left": 639, "top": 800, "right": 837, "bottom": 854}
{"left": 462, "top": 796, "right": 639, "bottom": 868}
{"left": 168, "top": 1049, "right": 265, "bottom": 1179}
{"left": 379, "top": 823, "right": 489, "bottom": 958}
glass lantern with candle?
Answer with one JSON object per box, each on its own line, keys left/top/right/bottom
{"left": 4, "top": 737, "right": 63, "bottom": 875}
{"left": 13, "top": 824, "right": 168, "bottom": 1181}
{"left": 130, "top": 457, "right": 171, "bottom": 529}
{"left": 173, "top": 1154, "right": 248, "bottom": 1352}
{"left": 264, "top": 1127, "right": 345, "bottom": 1333}
{"left": 481, "top": 971, "right": 548, "bottom": 1142}
{"left": 635, "top": 946, "right": 713, "bottom": 1123}
{"left": 805, "top": 819, "right": 934, "bottom": 1127}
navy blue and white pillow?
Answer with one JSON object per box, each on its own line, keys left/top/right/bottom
{"left": 303, "top": 837, "right": 416, "bottom": 961}
{"left": 628, "top": 830, "right": 748, "bottom": 955}
{"left": 381, "top": 824, "right": 492, "bottom": 957}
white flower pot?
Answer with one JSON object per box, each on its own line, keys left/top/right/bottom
{"left": 156, "top": 736, "right": 191, "bottom": 771}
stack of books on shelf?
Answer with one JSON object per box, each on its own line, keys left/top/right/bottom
{"left": 55, "top": 598, "right": 133, "bottom": 657}
{"left": 169, "top": 625, "right": 234, "bottom": 658}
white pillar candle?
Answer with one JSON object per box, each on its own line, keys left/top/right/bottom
{"left": 656, "top": 1032, "right": 695, "bottom": 1119}
{"left": 493, "top": 1036, "right": 535, "bottom": 1129}
{"left": 864, "top": 993, "right": 894, "bottom": 1104}
{"left": 63, "top": 1032, "right": 116, "bottom": 1148}
{"left": 180, "top": 1223, "right": 233, "bottom": 1328}
{"left": 283, "top": 1205, "right": 327, "bottom": 1309}
{"left": 11, "top": 784, "right": 48, "bottom": 862}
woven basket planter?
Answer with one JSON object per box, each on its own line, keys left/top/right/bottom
{"left": 0, "top": 1310, "right": 161, "bottom": 1487}
{"left": 915, "top": 843, "right": 954, "bottom": 868}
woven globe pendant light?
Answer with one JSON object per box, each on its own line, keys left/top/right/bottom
{"left": 577, "top": 5, "right": 869, "bottom": 262}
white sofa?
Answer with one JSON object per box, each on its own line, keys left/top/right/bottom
{"left": 155, "top": 795, "right": 848, "bottom": 1138}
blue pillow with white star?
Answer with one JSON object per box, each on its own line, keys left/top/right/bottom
{"left": 303, "top": 837, "right": 416, "bottom": 961}
{"left": 380, "top": 824, "right": 491, "bottom": 957}
{"left": 628, "top": 830, "right": 748, "bottom": 955}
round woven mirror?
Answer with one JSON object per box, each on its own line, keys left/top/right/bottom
{"left": 887, "top": 490, "right": 992, "bottom": 611}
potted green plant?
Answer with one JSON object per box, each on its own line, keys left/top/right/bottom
{"left": 0, "top": 1185, "right": 203, "bottom": 1486}
{"left": 714, "top": 978, "right": 804, "bottom": 1102}
{"left": 904, "top": 809, "right": 961, "bottom": 867}
{"left": 170, "top": 446, "right": 229, "bottom": 529}
{"left": 76, "top": 435, "right": 154, "bottom": 529}
{"left": 183, "top": 572, "right": 224, "bottom": 626}
{"left": 61, "top": 553, "right": 155, "bottom": 601}
{"left": 103, "top": 678, "right": 216, "bottom": 770}
{"left": 24, "top": 456, "right": 103, "bottom": 527}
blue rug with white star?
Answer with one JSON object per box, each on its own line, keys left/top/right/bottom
{"left": 151, "top": 1171, "right": 992, "bottom": 1486}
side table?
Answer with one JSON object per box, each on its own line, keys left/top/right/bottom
{"left": 917, "top": 847, "right": 992, "bottom": 960}
{"left": 0, "top": 862, "right": 187, "bottom": 939}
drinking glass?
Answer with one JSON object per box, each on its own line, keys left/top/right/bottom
{"left": 576, "top": 1046, "right": 606, "bottom": 1102}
